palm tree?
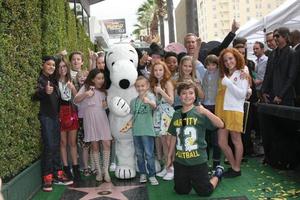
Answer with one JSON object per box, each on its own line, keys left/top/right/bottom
{"left": 132, "top": 23, "right": 146, "bottom": 39}
{"left": 134, "top": 0, "right": 167, "bottom": 45}
{"left": 134, "top": 0, "right": 157, "bottom": 39}
{"left": 156, "top": 0, "right": 166, "bottom": 47}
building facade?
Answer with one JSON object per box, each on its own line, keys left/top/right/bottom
{"left": 69, "top": 0, "right": 104, "bottom": 35}
{"left": 175, "top": 0, "right": 187, "bottom": 44}
{"left": 175, "top": 0, "right": 285, "bottom": 42}
{"left": 175, "top": 0, "right": 199, "bottom": 44}
{"left": 197, "top": 0, "right": 285, "bottom": 41}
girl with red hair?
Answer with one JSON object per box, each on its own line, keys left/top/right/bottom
{"left": 215, "top": 48, "right": 249, "bottom": 178}
{"left": 149, "top": 61, "right": 175, "bottom": 180}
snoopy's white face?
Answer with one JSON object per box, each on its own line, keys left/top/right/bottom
{"left": 106, "top": 44, "right": 138, "bottom": 89}
{"left": 106, "top": 44, "right": 138, "bottom": 71}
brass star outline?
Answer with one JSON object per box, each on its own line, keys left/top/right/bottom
{"left": 70, "top": 182, "right": 145, "bottom": 200}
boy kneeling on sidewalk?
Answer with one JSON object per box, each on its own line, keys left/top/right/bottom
{"left": 167, "top": 80, "right": 224, "bottom": 197}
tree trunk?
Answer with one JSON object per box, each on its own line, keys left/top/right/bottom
{"left": 159, "top": 15, "right": 165, "bottom": 47}
{"left": 150, "top": 14, "right": 158, "bottom": 36}
{"left": 167, "top": 0, "right": 175, "bottom": 42}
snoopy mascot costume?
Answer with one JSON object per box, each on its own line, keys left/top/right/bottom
{"left": 106, "top": 44, "right": 138, "bottom": 179}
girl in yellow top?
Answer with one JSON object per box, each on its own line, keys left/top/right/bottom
{"left": 215, "top": 48, "right": 249, "bottom": 178}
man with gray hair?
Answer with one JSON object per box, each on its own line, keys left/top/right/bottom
{"left": 184, "top": 20, "right": 240, "bottom": 83}
{"left": 184, "top": 33, "right": 205, "bottom": 83}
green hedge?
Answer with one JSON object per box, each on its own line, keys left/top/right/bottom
{"left": 0, "top": 0, "right": 94, "bottom": 181}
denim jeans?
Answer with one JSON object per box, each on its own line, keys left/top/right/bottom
{"left": 203, "top": 105, "right": 221, "bottom": 166}
{"left": 133, "top": 136, "right": 156, "bottom": 177}
{"left": 39, "top": 114, "right": 61, "bottom": 176}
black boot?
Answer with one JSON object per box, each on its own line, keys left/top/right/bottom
{"left": 63, "top": 166, "right": 73, "bottom": 180}
{"left": 72, "top": 165, "right": 81, "bottom": 181}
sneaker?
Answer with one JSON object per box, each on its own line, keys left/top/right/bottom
{"left": 83, "top": 168, "right": 91, "bottom": 177}
{"left": 109, "top": 163, "right": 116, "bottom": 172}
{"left": 139, "top": 174, "right": 147, "bottom": 183}
{"left": 223, "top": 168, "right": 241, "bottom": 178}
{"left": 212, "top": 165, "right": 224, "bottom": 179}
{"left": 149, "top": 176, "right": 159, "bottom": 185}
{"left": 42, "top": 174, "right": 53, "bottom": 192}
{"left": 53, "top": 170, "right": 74, "bottom": 185}
{"left": 163, "top": 167, "right": 174, "bottom": 180}
{"left": 156, "top": 168, "right": 167, "bottom": 177}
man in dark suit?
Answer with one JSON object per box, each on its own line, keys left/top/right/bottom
{"left": 261, "top": 27, "right": 298, "bottom": 106}
{"left": 290, "top": 30, "right": 300, "bottom": 107}
{"left": 260, "top": 29, "right": 299, "bottom": 167}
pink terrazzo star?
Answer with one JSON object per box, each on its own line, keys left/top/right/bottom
{"left": 70, "top": 182, "right": 144, "bottom": 200}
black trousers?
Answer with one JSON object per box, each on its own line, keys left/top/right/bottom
{"left": 173, "top": 162, "right": 214, "bottom": 197}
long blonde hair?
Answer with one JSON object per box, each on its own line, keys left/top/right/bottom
{"left": 178, "top": 55, "right": 197, "bottom": 82}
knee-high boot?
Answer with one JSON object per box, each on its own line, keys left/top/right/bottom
{"left": 90, "top": 152, "right": 96, "bottom": 174}
{"left": 92, "top": 152, "right": 102, "bottom": 181}
{"left": 103, "top": 151, "right": 111, "bottom": 182}
{"left": 72, "top": 164, "right": 81, "bottom": 181}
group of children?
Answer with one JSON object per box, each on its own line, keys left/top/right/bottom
{"left": 34, "top": 51, "right": 112, "bottom": 192}
{"left": 34, "top": 45, "right": 249, "bottom": 197}
{"left": 132, "top": 46, "right": 249, "bottom": 195}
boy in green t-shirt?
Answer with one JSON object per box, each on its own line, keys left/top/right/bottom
{"left": 121, "top": 76, "right": 159, "bottom": 185}
{"left": 167, "top": 80, "right": 224, "bottom": 196}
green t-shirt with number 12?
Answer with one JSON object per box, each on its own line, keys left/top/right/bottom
{"left": 168, "top": 106, "right": 216, "bottom": 166}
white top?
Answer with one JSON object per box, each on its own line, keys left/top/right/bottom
{"left": 255, "top": 54, "right": 268, "bottom": 90}
{"left": 59, "top": 81, "right": 72, "bottom": 101}
{"left": 222, "top": 70, "right": 249, "bottom": 112}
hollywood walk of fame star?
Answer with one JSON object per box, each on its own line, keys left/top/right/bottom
{"left": 70, "top": 182, "right": 145, "bottom": 200}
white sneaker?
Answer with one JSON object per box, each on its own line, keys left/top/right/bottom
{"left": 163, "top": 168, "right": 174, "bottom": 180}
{"left": 139, "top": 174, "right": 147, "bottom": 183}
{"left": 149, "top": 176, "right": 159, "bottom": 185}
{"left": 109, "top": 163, "right": 116, "bottom": 172}
{"left": 156, "top": 168, "right": 167, "bottom": 177}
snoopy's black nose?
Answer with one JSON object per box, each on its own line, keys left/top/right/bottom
{"left": 119, "top": 79, "right": 130, "bottom": 89}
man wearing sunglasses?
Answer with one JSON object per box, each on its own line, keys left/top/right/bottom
{"left": 262, "top": 27, "right": 298, "bottom": 106}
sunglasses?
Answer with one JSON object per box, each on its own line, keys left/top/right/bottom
{"left": 274, "top": 34, "right": 280, "bottom": 38}
{"left": 181, "top": 112, "right": 187, "bottom": 127}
